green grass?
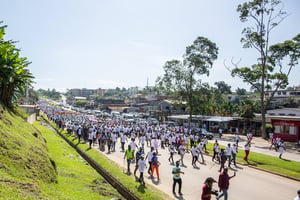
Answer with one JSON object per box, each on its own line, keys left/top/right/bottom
{"left": 0, "top": 105, "right": 56, "bottom": 199}
{"left": 33, "top": 121, "right": 122, "bottom": 200}
{"left": 43, "top": 116, "right": 172, "bottom": 200}
{"left": 205, "top": 142, "right": 300, "bottom": 179}
{"left": 0, "top": 104, "right": 123, "bottom": 200}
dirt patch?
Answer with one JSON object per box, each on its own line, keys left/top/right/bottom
{"left": 0, "top": 178, "right": 40, "bottom": 198}
{"left": 88, "top": 178, "right": 123, "bottom": 199}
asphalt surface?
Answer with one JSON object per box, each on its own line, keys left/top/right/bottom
{"left": 90, "top": 134, "right": 300, "bottom": 200}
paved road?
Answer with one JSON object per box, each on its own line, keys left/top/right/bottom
{"left": 217, "top": 134, "right": 300, "bottom": 162}
{"left": 90, "top": 136, "right": 300, "bottom": 200}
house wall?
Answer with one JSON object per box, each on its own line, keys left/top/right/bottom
{"left": 271, "top": 119, "right": 300, "bottom": 142}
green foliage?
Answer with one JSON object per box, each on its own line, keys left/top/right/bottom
{"left": 74, "top": 100, "right": 88, "bottom": 107}
{"left": 0, "top": 22, "right": 34, "bottom": 108}
{"left": 238, "top": 98, "right": 258, "bottom": 119}
{"left": 265, "top": 123, "right": 274, "bottom": 134}
{"left": 214, "top": 81, "right": 232, "bottom": 94}
{"left": 37, "top": 88, "right": 61, "bottom": 100}
{"left": 236, "top": 87, "right": 247, "bottom": 95}
{"left": 156, "top": 36, "right": 218, "bottom": 123}
{"left": 231, "top": 0, "right": 300, "bottom": 138}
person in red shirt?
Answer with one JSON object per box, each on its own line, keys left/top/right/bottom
{"left": 201, "top": 177, "right": 218, "bottom": 200}
{"left": 216, "top": 167, "right": 236, "bottom": 200}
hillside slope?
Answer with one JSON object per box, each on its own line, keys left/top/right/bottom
{"left": 0, "top": 105, "right": 57, "bottom": 199}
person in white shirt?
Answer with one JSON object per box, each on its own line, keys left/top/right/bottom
{"left": 139, "top": 134, "right": 146, "bottom": 152}
{"left": 225, "top": 143, "right": 232, "bottom": 167}
{"left": 168, "top": 143, "right": 176, "bottom": 164}
{"left": 197, "top": 142, "right": 205, "bottom": 163}
{"left": 191, "top": 144, "right": 199, "bottom": 166}
{"left": 120, "top": 133, "right": 127, "bottom": 152}
{"left": 145, "top": 147, "right": 154, "bottom": 174}
{"left": 231, "top": 144, "right": 238, "bottom": 167}
{"left": 111, "top": 132, "right": 117, "bottom": 152}
{"left": 138, "top": 154, "right": 147, "bottom": 185}
{"left": 178, "top": 144, "right": 186, "bottom": 166}
{"left": 278, "top": 140, "right": 285, "bottom": 159}
{"left": 88, "top": 130, "right": 95, "bottom": 148}
{"left": 234, "top": 133, "right": 240, "bottom": 147}
{"left": 294, "top": 189, "right": 300, "bottom": 200}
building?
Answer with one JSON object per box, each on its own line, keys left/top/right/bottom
{"left": 267, "top": 108, "right": 300, "bottom": 142}
{"left": 265, "top": 88, "right": 300, "bottom": 108}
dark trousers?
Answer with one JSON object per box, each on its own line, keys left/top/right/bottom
{"left": 173, "top": 178, "right": 182, "bottom": 193}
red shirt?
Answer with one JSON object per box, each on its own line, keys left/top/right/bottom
{"left": 218, "top": 172, "right": 230, "bottom": 190}
{"left": 201, "top": 184, "right": 211, "bottom": 200}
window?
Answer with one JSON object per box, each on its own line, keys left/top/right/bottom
{"left": 289, "top": 126, "right": 296, "bottom": 135}
{"left": 274, "top": 125, "right": 296, "bottom": 135}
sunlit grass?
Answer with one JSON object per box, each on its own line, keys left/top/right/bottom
{"left": 205, "top": 142, "right": 300, "bottom": 179}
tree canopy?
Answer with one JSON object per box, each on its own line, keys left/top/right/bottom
{"left": 156, "top": 36, "right": 218, "bottom": 126}
{"left": 227, "top": 0, "right": 300, "bottom": 138}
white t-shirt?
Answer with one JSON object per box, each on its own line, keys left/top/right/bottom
{"left": 138, "top": 159, "right": 147, "bottom": 172}
{"left": 147, "top": 151, "right": 154, "bottom": 162}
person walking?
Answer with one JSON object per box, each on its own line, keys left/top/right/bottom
{"left": 234, "top": 133, "right": 240, "bottom": 147}
{"left": 231, "top": 144, "right": 237, "bottom": 167}
{"left": 212, "top": 142, "right": 220, "bottom": 163}
{"left": 201, "top": 177, "right": 218, "bottom": 200}
{"left": 168, "top": 142, "right": 175, "bottom": 164}
{"left": 123, "top": 145, "right": 134, "bottom": 174}
{"left": 120, "top": 132, "right": 127, "bottom": 152}
{"left": 172, "top": 161, "right": 184, "bottom": 196}
{"left": 88, "top": 129, "right": 94, "bottom": 148}
{"left": 191, "top": 144, "right": 199, "bottom": 166}
{"left": 146, "top": 147, "right": 154, "bottom": 175}
{"left": 244, "top": 139, "right": 251, "bottom": 163}
{"left": 197, "top": 142, "right": 205, "bottom": 163}
{"left": 219, "top": 149, "right": 227, "bottom": 172}
{"left": 77, "top": 126, "right": 82, "bottom": 143}
{"left": 151, "top": 152, "right": 160, "bottom": 180}
{"left": 134, "top": 147, "right": 144, "bottom": 177}
{"left": 225, "top": 143, "right": 232, "bottom": 167}
{"left": 178, "top": 144, "right": 186, "bottom": 166}
{"left": 216, "top": 168, "right": 236, "bottom": 200}
{"left": 137, "top": 154, "right": 147, "bottom": 185}
{"left": 278, "top": 140, "right": 286, "bottom": 159}
{"left": 294, "top": 189, "right": 300, "bottom": 200}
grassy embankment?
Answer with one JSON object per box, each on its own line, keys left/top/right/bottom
{"left": 0, "top": 104, "right": 122, "bottom": 199}
{"left": 205, "top": 142, "right": 300, "bottom": 180}
{"left": 43, "top": 115, "right": 172, "bottom": 200}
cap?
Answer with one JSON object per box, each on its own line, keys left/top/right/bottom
{"left": 204, "top": 177, "right": 216, "bottom": 183}
{"left": 297, "top": 189, "right": 300, "bottom": 194}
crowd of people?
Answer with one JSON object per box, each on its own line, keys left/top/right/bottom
{"left": 39, "top": 102, "right": 296, "bottom": 200}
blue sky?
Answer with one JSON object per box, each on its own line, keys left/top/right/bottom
{"left": 1, "top": 0, "right": 300, "bottom": 92}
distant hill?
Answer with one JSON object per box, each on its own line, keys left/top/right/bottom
{"left": 0, "top": 104, "right": 57, "bottom": 199}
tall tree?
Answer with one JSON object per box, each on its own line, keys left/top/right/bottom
{"left": 0, "top": 22, "right": 33, "bottom": 108}
{"left": 156, "top": 36, "right": 218, "bottom": 127}
{"left": 214, "top": 81, "right": 232, "bottom": 94}
{"left": 228, "top": 0, "right": 300, "bottom": 138}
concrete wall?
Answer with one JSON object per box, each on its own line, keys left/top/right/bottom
{"left": 19, "top": 105, "right": 40, "bottom": 124}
